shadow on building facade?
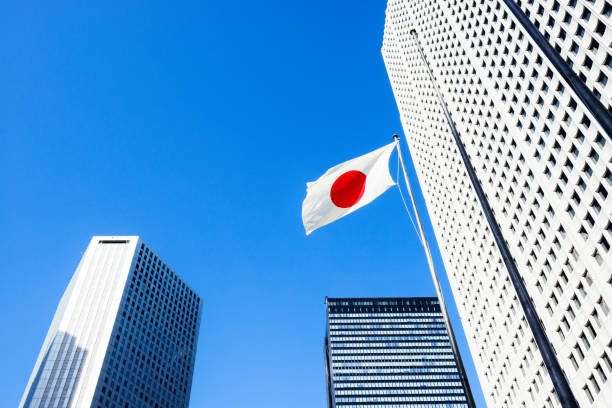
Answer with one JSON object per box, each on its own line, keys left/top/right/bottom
{"left": 23, "top": 331, "right": 87, "bottom": 408}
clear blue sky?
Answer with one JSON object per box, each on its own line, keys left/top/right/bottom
{"left": 1, "top": 1, "right": 486, "bottom": 406}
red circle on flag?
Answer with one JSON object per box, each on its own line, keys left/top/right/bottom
{"left": 330, "top": 170, "right": 367, "bottom": 208}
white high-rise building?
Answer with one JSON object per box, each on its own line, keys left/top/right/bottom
{"left": 20, "top": 236, "right": 202, "bottom": 408}
{"left": 382, "top": 0, "right": 611, "bottom": 406}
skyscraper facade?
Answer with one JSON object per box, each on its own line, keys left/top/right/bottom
{"left": 20, "top": 236, "right": 202, "bottom": 408}
{"left": 324, "top": 297, "right": 473, "bottom": 407}
{"left": 382, "top": 0, "right": 612, "bottom": 406}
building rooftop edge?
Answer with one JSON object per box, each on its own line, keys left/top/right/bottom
{"left": 89, "top": 235, "right": 202, "bottom": 302}
{"left": 325, "top": 296, "right": 439, "bottom": 301}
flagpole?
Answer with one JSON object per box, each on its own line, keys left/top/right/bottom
{"left": 409, "top": 28, "right": 580, "bottom": 408}
{"left": 393, "top": 134, "right": 476, "bottom": 408}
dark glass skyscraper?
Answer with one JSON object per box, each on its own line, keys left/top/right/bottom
{"left": 324, "top": 297, "right": 471, "bottom": 408}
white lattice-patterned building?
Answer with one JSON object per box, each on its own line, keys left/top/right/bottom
{"left": 382, "top": 0, "right": 612, "bottom": 406}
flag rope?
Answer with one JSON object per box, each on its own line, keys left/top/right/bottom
{"left": 393, "top": 134, "right": 477, "bottom": 407}
{"left": 395, "top": 150, "right": 423, "bottom": 247}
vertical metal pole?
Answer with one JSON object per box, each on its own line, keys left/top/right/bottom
{"left": 409, "top": 29, "right": 579, "bottom": 408}
{"left": 394, "top": 135, "right": 477, "bottom": 408}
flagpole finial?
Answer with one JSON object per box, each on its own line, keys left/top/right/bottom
{"left": 393, "top": 134, "right": 399, "bottom": 141}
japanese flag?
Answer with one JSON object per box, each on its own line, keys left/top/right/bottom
{"left": 302, "top": 141, "right": 397, "bottom": 235}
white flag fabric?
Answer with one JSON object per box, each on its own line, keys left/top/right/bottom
{"left": 302, "top": 141, "right": 397, "bottom": 235}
